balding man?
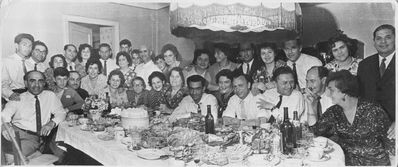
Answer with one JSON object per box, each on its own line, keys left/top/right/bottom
{"left": 2, "top": 70, "right": 66, "bottom": 158}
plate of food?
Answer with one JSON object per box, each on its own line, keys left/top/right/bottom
{"left": 136, "top": 149, "right": 166, "bottom": 160}
{"left": 97, "top": 133, "right": 114, "bottom": 141}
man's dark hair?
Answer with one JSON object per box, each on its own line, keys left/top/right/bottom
{"left": 215, "top": 69, "right": 233, "bottom": 84}
{"left": 107, "top": 69, "right": 125, "bottom": 88}
{"left": 32, "top": 40, "right": 48, "bottom": 55}
{"left": 148, "top": 71, "right": 166, "bottom": 87}
{"left": 116, "top": 51, "right": 132, "bottom": 66}
{"left": 282, "top": 37, "right": 302, "bottom": 48}
{"left": 187, "top": 75, "right": 207, "bottom": 88}
{"left": 49, "top": 54, "right": 67, "bottom": 69}
{"left": 119, "top": 39, "right": 132, "bottom": 47}
{"left": 64, "top": 44, "right": 77, "bottom": 51}
{"left": 373, "top": 24, "right": 395, "bottom": 39}
{"left": 272, "top": 66, "right": 294, "bottom": 81}
{"left": 54, "top": 67, "right": 70, "bottom": 78}
{"left": 325, "top": 70, "right": 359, "bottom": 98}
{"left": 308, "top": 66, "right": 330, "bottom": 79}
{"left": 14, "top": 33, "right": 34, "bottom": 44}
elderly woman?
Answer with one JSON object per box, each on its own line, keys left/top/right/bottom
{"left": 212, "top": 69, "right": 234, "bottom": 119}
{"left": 44, "top": 54, "right": 68, "bottom": 91}
{"left": 126, "top": 77, "right": 149, "bottom": 108}
{"left": 183, "top": 49, "right": 212, "bottom": 86}
{"left": 75, "top": 43, "right": 95, "bottom": 77}
{"left": 53, "top": 67, "right": 84, "bottom": 114}
{"left": 147, "top": 71, "right": 167, "bottom": 112}
{"left": 160, "top": 67, "right": 188, "bottom": 114}
{"left": 161, "top": 43, "right": 188, "bottom": 74}
{"left": 105, "top": 69, "right": 128, "bottom": 108}
{"left": 252, "top": 42, "right": 286, "bottom": 95}
{"left": 116, "top": 51, "right": 136, "bottom": 89}
{"left": 80, "top": 58, "right": 108, "bottom": 96}
{"left": 325, "top": 34, "right": 362, "bottom": 75}
{"left": 308, "top": 70, "right": 391, "bottom": 166}
{"left": 208, "top": 43, "right": 239, "bottom": 91}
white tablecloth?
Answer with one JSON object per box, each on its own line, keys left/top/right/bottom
{"left": 56, "top": 122, "right": 345, "bottom": 166}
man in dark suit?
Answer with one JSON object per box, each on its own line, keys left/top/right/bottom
{"left": 357, "top": 24, "right": 395, "bottom": 139}
{"left": 235, "top": 42, "right": 262, "bottom": 81}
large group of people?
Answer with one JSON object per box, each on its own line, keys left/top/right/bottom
{"left": 1, "top": 24, "right": 395, "bottom": 166}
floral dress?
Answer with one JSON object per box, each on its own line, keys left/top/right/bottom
{"left": 324, "top": 58, "right": 362, "bottom": 75}
{"left": 162, "top": 85, "right": 188, "bottom": 109}
{"left": 147, "top": 88, "right": 166, "bottom": 110}
{"left": 311, "top": 99, "right": 392, "bottom": 166}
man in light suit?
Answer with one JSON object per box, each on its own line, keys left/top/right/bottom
{"left": 357, "top": 24, "right": 395, "bottom": 139}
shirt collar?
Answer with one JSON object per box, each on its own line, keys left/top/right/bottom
{"left": 379, "top": 51, "right": 395, "bottom": 67}
{"left": 240, "top": 92, "right": 253, "bottom": 102}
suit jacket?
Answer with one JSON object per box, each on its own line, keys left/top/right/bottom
{"left": 357, "top": 53, "right": 395, "bottom": 121}
{"left": 235, "top": 59, "right": 264, "bottom": 82}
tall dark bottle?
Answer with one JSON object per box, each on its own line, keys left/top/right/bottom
{"left": 205, "top": 105, "right": 215, "bottom": 134}
{"left": 292, "top": 111, "right": 301, "bottom": 148}
{"left": 280, "top": 107, "right": 294, "bottom": 154}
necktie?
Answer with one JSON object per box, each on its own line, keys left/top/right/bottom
{"left": 35, "top": 95, "right": 42, "bottom": 134}
{"left": 22, "top": 59, "right": 27, "bottom": 74}
{"left": 380, "top": 58, "right": 386, "bottom": 77}
{"left": 275, "top": 95, "right": 283, "bottom": 109}
{"left": 240, "top": 99, "right": 247, "bottom": 120}
{"left": 197, "top": 103, "right": 202, "bottom": 115}
{"left": 34, "top": 63, "right": 37, "bottom": 71}
{"left": 292, "top": 63, "right": 299, "bottom": 88}
{"left": 245, "top": 63, "right": 250, "bottom": 74}
{"left": 103, "top": 60, "right": 107, "bottom": 76}
{"left": 317, "top": 97, "right": 322, "bottom": 120}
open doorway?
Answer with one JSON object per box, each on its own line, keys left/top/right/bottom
{"left": 63, "top": 15, "right": 120, "bottom": 58}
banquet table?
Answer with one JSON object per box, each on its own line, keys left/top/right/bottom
{"left": 55, "top": 122, "right": 346, "bottom": 167}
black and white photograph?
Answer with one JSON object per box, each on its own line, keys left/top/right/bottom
{"left": 0, "top": 0, "right": 396, "bottom": 166}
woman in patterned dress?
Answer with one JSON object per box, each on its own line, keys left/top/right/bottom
{"left": 251, "top": 42, "right": 286, "bottom": 95}
{"left": 308, "top": 70, "right": 391, "bottom": 166}
{"left": 324, "top": 33, "right": 362, "bottom": 75}
{"left": 160, "top": 67, "right": 188, "bottom": 114}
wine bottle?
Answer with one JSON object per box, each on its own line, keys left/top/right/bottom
{"left": 292, "top": 111, "right": 301, "bottom": 148}
{"left": 280, "top": 107, "right": 294, "bottom": 154}
{"left": 205, "top": 105, "right": 215, "bottom": 134}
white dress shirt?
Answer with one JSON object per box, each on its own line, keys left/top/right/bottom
{"left": 287, "top": 53, "right": 322, "bottom": 88}
{"left": 241, "top": 59, "right": 254, "bottom": 74}
{"left": 319, "top": 90, "right": 333, "bottom": 114}
{"left": 2, "top": 91, "right": 66, "bottom": 132}
{"left": 170, "top": 93, "right": 218, "bottom": 122}
{"left": 223, "top": 92, "right": 270, "bottom": 120}
{"left": 100, "top": 58, "right": 118, "bottom": 76}
{"left": 261, "top": 88, "right": 305, "bottom": 122}
{"left": 25, "top": 57, "right": 46, "bottom": 72}
{"left": 2, "top": 53, "right": 26, "bottom": 99}
{"left": 66, "top": 61, "right": 76, "bottom": 71}
{"left": 379, "top": 51, "right": 395, "bottom": 68}
{"left": 134, "top": 60, "right": 161, "bottom": 90}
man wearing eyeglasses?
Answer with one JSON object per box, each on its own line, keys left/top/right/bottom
{"left": 235, "top": 42, "right": 262, "bottom": 81}
{"left": 135, "top": 45, "right": 160, "bottom": 90}
{"left": 25, "top": 41, "right": 48, "bottom": 72}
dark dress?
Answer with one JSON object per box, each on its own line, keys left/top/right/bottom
{"left": 162, "top": 85, "right": 188, "bottom": 109}
{"left": 147, "top": 89, "right": 166, "bottom": 110}
{"left": 311, "top": 99, "right": 392, "bottom": 166}
{"left": 126, "top": 89, "right": 149, "bottom": 108}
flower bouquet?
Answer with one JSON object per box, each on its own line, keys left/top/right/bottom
{"left": 82, "top": 95, "right": 109, "bottom": 121}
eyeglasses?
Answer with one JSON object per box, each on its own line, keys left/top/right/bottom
{"left": 34, "top": 49, "right": 47, "bottom": 54}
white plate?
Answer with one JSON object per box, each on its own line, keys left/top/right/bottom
{"left": 136, "top": 149, "right": 166, "bottom": 160}
{"left": 306, "top": 154, "right": 331, "bottom": 162}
